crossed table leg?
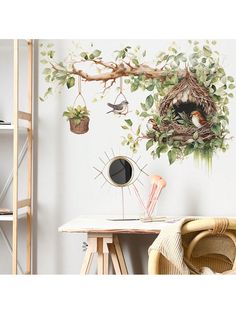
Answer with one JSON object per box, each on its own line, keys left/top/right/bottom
{"left": 80, "top": 233, "right": 128, "bottom": 275}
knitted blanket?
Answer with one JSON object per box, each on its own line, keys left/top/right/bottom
{"left": 148, "top": 218, "right": 236, "bottom": 274}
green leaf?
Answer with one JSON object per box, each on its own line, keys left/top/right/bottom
{"left": 228, "top": 93, "right": 234, "bottom": 98}
{"left": 48, "top": 50, "right": 55, "bottom": 58}
{"left": 227, "top": 76, "right": 234, "bottom": 83}
{"left": 93, "top": 49, "right": 101, "bottom": 57}
{"left": 40, "top": 59, "right": 48, "bottom": 64}
{"left": 131, "top": 83, "right": 138, "bottom": 92}
{"left": 145, "top": 95, "right": 154, "bottom": 109}
{"left": 158, "top": 144, "right": 168, "bottom": 153}
{"left": 121, "top": 125, "right": 129, "bottom": 130}
{"left": 43, "top": 68, "right": 51, "bottom": 75}
{"left": 229, "top": 84, "right": 235, "bottom": 89}
{"left": 142, "top": 50, "right": 146, "bottom": 57}
{"left": 80, "top": 52, "right": 88, "bottom": 59}
{"left": 44, "top": 87, "right": 52, "bottom": 98}
{"left": 203, "top": 45, "right": 212, "bottom": 57}
{"left": 168, "top": 149, "right": 177, "bottom": 165}
{"left": 215, "top": 86, "right": 225, "bottom": 96}
{"left": 136, "top": 125, "right": 141, "bottom": 136}
{"left": 132, "top": 59, "right": 139, "bottom": 66}
{"left": 66, "top": 77, "right": 75, "bottom": 89}
{"left": 211, "top": 124, "right": 221, "bottom": 135}
{"left": 146, "top": 84, "right": 154, "bottom": 91}
{"left": 89, "top": 53, "right": 95, "bottom": 60}
{"left": 184, "top": 144, "right": 194, "bottom": 156}
{"left": 141, "top": 102, "right": 147, "bottom": 111}
{"left": 146, "top": 139, "right": 154, "bottom": 150}
{"left": 125, "top": 119, "right": 133, "bottom": 127}
{"left": 45, "top": 75, "right": 51, "bottom": 82}
{"left": 140, "top": 112, "right": 149, "bottom": 118}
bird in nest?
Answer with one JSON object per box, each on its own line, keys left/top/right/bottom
{"left": 191, "top": 111, "right": 207, "bottom": 128}
{"left": 146, "top": 118, "right": 159, "bottom": 132}
{"left": 106, "top": 100, "right": 129, "bottom": 115}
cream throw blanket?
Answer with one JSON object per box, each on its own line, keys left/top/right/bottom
{"left": 148, "top": 218, "right": 236, "bottom": 275}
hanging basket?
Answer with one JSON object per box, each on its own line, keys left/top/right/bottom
{"left": 69, "top": 116, "right": 90, "bottom": 134}
{"left": 67, "top": 77, "right": 90, "bottom": 135}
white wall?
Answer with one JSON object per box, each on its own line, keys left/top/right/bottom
{"left": 1, "top": 39, "right": 236, "bottom": 274}
{"left": 37, "top": 39, "right": 236, "bottom": 274}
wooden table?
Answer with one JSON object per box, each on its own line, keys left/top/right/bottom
{"left": 58, "top": 215, "right": 174, "bottom": 275}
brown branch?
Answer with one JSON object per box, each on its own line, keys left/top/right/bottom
{"left": 102, "top": 79, "right": 116, "bottom": 94}
{"left": 61, "top": 60, "right": 187, "bottom": 83}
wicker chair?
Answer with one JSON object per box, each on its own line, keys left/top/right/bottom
{"left": 148, "top": 218, "right": 236, "bottom": 274}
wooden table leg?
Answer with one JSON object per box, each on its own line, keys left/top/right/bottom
{"left": 80, "top": 236, "right": 96, "bottom": 275}
{"left": 114, "top": 235, "right": 128, "bottom": 275}
{"left": 80, "top": 250, "right": 94, "bottom": 275}
{"left": 102, "top": 237, "right": 110, "bottom": 275}
{"left": 97, "top": 238, "right": 104, "bottom": 274}
{"left": 80, "top": 233, "right": 128, "bottom": 275}
{"left": 108, "top": 243, "right": 122, "bottom": 274}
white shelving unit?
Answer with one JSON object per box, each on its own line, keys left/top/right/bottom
{"left": 0, "top": 208, "right": 28, "bottom": 221}
{"left": 0, "top": 125, "right": 14, "bottom": 130}
{"left": 0, "top": 39, "right": 33, "bottom": 274}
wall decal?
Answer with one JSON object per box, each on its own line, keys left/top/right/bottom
{"left": 106, "top": 78, "right": 129, "bottom": 115}
{"left": 63, "top": 77, "right": 90, "bottom": 134}
{"left": 40, "top": 40, "right": 235, "bottom": 167}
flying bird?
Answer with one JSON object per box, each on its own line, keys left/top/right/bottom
{"left": 106, "top": 100, "right": 129, "bottom": 115}
{"left": 191, "top": 110, "right": 207, "bottom": 128}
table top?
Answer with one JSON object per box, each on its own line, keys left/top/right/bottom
{"left": 58, "top": 215, "right": 182, "bottom": 235}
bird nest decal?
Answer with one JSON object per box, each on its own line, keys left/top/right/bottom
{"left": 120, "top": 41, "right": 235, "bottom": 168}
{"left": 155, "top": 71, "right": 218, "bottom": 143}
{"left": 159, "top": 71, "right": 217, "bottom": 116}
{"left": 40, "top": 39, "right": 235, "bottom": 167}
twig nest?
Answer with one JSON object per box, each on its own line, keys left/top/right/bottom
{"left": 159, "top": 71, "right": 217, "bottom": 116}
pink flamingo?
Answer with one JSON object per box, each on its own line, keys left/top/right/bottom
{"left": 146, "top": 175, "right": 166, "bottom": 217}
{"left": 133, "top": 175, "right": 167, "bottom": 218}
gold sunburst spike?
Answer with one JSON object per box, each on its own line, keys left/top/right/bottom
{"left": 135, "top": 155, "right": 141, "bottom": 163}
{"left": 99, "top": 156, "right": 106, "bottom": 165}
{"left": 140, "top": 164, "right": 149, "bottom": 176}
{"left": 104, "top": 151, "right": 110, "bottom": 161}
{"left": 127, "top": 185, "right": 132, "bottom": 196}
{"left": 93, "top": 166, "right": 103, "bottom": 179}
{"left": 111, "top": 148, "right": 115, "bottom": 157}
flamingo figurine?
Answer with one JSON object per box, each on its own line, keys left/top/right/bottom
{"left": 146, "top": 175, "right": 166, "bottom": 217}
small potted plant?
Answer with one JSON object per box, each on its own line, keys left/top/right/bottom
{"left": 63, "top": 105, "right": 90, "bottom": 134}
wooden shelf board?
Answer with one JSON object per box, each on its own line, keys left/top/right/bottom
{"left": 0, "top": 207, "right": 28, "bottom": 221}
{"left": 0, "top": 125, "right": 27, "bottom": 132}
{"left": 0, "top": 125, "right": 14, "bottom": 130}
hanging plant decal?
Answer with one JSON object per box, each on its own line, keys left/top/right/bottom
{"left": 40, "top": 40, "right": 235, "bottom": 165}
{"left": 63, "top": 77, "right": 90, "bottom": 134}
